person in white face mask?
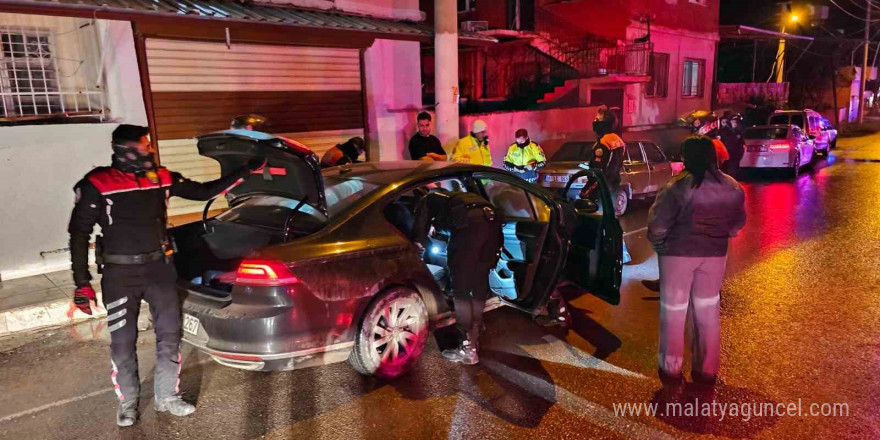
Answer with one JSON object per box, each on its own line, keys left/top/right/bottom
{"left": 503, "top": 129, "right": 546, "bottom": 183}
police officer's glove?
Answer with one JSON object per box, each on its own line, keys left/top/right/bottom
{"left": 73, "top": 286, "right": 97, "bottom": 315}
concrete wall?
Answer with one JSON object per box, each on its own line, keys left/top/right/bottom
{"left": 259, "top": 0, "right": 424, "bottom": 20}
{"left": 0, "top": 20, "right": 145, "bottom": 281}
{"left": 363, "top": 39, "right": 424, "bottom": 161}
{"left": 624, "top": 24, "right": 718, "bottom": 129}
{"left": 459, "top": 106, "right": 601, "bottom": 166}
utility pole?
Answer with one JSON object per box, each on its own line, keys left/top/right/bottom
{"left": 434, "top": 0, "right": 460, "bottom": 151}
{"left": 858, "top": 0, "right": 871, "bottom": 123}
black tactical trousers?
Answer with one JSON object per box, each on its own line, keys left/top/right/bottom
{"left": 101, "top": 260, "right": 182, "bottom": 404}
{"left": 447, "top": 207, "right": 504, "bottom": 341}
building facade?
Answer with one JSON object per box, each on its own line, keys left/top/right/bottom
{"left": 420, "top": 0, "right": 720, "bottom": 147}
{"left": 0, "top": 0, "right": 487, "bottom": 279}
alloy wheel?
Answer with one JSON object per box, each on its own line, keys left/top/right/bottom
{"left": 368, "top": 297, "right": 427, "bottom": 366}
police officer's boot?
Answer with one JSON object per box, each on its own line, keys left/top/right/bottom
{"left": 116, "top": 399, "right": 139, "bottom": 427}
{"left": 154, "top": 395, "right": 196, "bottom": 417}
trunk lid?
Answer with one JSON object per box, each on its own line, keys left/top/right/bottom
{"left": 197, "top": 130, "right": 326, "bottom": 214}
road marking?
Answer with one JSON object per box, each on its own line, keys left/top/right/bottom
{"left": 624, "top": 227, "right": 648, "bottom": 237}
{"left": 0, "top": 387, "right": 114, "bottom": 424}
{"left": 0, "top": 357, "right": 214, "bottom": 425}
{"left": 481, "top": 359, "right": 677, "bottom": 440}
{"left": 489, "top": 335, "right": 647, "bottom": 379}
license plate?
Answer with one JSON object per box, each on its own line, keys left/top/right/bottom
{"left": 544, "top": 174, "right": 570, "bottom": 183}
{"left": 183, "top": 314, "right": 200, "bottom": 336}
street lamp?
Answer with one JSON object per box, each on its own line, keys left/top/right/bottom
{"left": 790, "top": 14, "right": 799, "bottom": 23}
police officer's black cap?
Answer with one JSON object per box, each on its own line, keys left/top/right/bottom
{"left": 112, "top": 124, "right": 150, "bottom": 143}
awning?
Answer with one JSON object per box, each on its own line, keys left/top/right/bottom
{"left": 719, "top": 25, "right": 814, "bottom": 42}
{"left": 0, "top": 0, "right": 497, "bottom": 45}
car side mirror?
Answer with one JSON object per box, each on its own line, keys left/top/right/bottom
{"left": 573, "top": 198, "right": 599, "bottom": 214}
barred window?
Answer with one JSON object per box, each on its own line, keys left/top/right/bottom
{"left": 0, "top": 20, "right": 105, "bottom": 124}
{"left": 0, "top": 28, "right": 62, "bottom": 117}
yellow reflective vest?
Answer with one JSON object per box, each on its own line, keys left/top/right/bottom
{"left": 452, "top": 135, "right": 492, "bottom": 166}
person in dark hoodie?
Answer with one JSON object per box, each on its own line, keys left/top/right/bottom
{"left": 590, "top": 106, "right": 626, "bottom": 194}
{"left": 589, "top": 106, "right": 631, "bottom": 263}
{"left": 321, "top": 137, "right": 365, "bottom": 168}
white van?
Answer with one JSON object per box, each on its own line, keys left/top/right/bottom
{"left": 768, "top": 109, "right": 832, "bottom": 155}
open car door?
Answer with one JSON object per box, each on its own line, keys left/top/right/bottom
{"left": 561, "top": 169, "right": 623, "bottom": 305}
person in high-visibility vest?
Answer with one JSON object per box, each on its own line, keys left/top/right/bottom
{"left": 452, "top": 120, "right": 492, "bottom": 166}
{"left": 503, "top": 129, "right": 546, "bottom": 183}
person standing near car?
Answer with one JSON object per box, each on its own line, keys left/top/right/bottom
{"left": 648, "top": 136, "right": 746, "bottom": 386}
{"left": 68, "top": 125, "right": 266, "bottom": 426}
{"left": 411, "top": 190, "right": 503, "bottom": 365}
{"left": 589, "top": 106, "right": 631, "bottom": 263}
{"left": 503, "top": 129, "right": 546, "bottom": 183}
{"left": 409, "top": 112, "right": 448, "bottom": 162}
{"left": 452, "top": 120, "right": 492, "bottom": 166}
{"left": 590, "top": 106, "right": 625, "bottom": 193}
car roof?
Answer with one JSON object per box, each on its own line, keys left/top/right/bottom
{"left": 321, "top": 161, "right": 491, "bottom": 185}
{"left": 748, "top": 124, "right": 792, "bottom": 130}
{"left": 772, "top": 109, "right": 817, "bottom": 114}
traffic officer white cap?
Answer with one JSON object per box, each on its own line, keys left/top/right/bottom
{"left": 472, "top": 120, "right": 488, "bottom": 133}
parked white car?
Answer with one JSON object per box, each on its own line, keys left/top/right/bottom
{"left": 740, "top": 125, "right": 815, "bottom": 177}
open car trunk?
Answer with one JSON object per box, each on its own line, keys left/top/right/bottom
{"left": 172, "top": 130, "right": 325, "bottom": 295}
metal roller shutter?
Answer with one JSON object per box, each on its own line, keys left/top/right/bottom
{"left": 145, "top": 39, "right": 365, "bottom": 216}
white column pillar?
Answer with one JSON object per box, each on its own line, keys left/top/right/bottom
{"left": 434, "top": 0, "right": 459, "bottom": 149}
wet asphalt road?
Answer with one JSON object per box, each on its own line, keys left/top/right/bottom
{"left": 2, "top": 136, "right": 880, "bottom": 440}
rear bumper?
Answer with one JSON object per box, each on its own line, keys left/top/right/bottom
{"left": 739, "top": 152, "right": 791, "bottom": 168}
{"left": 179, "top": 284, "right": 355, "bottom": 371}
{"left": 182, "top": 337, "right": 354, "bottom": 371}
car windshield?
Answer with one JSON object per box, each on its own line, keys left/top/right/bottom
{"left": 551, "top": 142, "right": 593, "bottom": 161}
{"left": 745, "top": 127, "right": 789, "bottom": 140}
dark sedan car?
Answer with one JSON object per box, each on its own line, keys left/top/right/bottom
{"left": 171, "top": 131, "right": 623, "bottom": 379}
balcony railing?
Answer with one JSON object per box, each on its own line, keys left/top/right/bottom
{"left": 533, "top": 8, "right": 652, "bottom": 78}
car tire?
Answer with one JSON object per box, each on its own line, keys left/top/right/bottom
{"left": 614, "top": 187, "right": 628, "bottom": 216}
{"left": 831, "top": 139, "right": 837, "bottom": 150}
{"left": 349, "top": 286, "right": 429, "bottom": 380}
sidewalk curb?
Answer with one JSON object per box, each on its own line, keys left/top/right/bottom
{"left": 0, "top": 290, "right": 151, "bottom": 337}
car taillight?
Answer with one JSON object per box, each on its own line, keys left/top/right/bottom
{"left": 235, "top": 260, "right": 299, "bottom": 286}
{"left": 769, "top": 142, "right": 791, "bottom": 150}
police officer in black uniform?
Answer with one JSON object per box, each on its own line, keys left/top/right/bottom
{"left": 69, "top": 124, "right": 265, "bottom": 426}
{"left": 411, "top": 190, "right": 503, "bottom": 365}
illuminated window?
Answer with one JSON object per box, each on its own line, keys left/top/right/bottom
{"left": 682, "top": 59, "right": 705, "bottom": 98}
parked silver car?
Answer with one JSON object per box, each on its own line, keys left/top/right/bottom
{"left": 740, "top": 124, "right": 815, "bottom": 177}
{"left": 538, "top": 140, "right": 674, "bottom": 215}
{"left": 768, "top": 109, "right": 831, "bottom": 155}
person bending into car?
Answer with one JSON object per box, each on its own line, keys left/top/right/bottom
{"left": 411, "top": 190, "right": 503, "bottom": 365}
{"left": 68, "top": 124, "right": 266, "bottom": 427}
